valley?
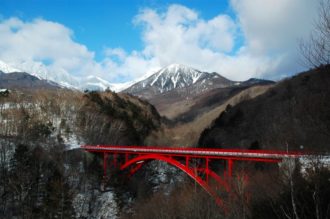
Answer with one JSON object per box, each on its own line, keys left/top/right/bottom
{"left": 1, "top": 0, "right": 330, "bottom": 218}
{"left": 122, "top": 64, "right": 275, "bottom": 146}
{"left": 0, "top": 61, "right": 330, "bottom": 219}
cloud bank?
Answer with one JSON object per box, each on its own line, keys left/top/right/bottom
{"left": 0, "top": 1, "right": 319, "bottom": 82}
{"left": 0, "top": 17, "right": 108, "bottom": 81}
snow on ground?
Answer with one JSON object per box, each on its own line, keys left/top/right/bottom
{"left": 279, "top": 155, "right": 330, "bottom": 177}
{"left": 94, "top": 191, "right": 118, "bottom": 219}
{"left": 73, "top": 190, "right": 118, "bottom": 219}
{"left": 63, "top": 133, "right": 83, "bottom": 150}
{"left": 0, "top": 60, "right": 22, "bottom": 73}
{"left": 0, "top": 140, "right": 16, "bottom": 167}
{"left": 299, "top": 155, "right": 330, "bottom": 172}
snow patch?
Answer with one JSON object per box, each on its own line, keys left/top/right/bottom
{"left": 73, "top": 191, "right": 118, "bottom": 219}
{"left": 0, "top": 60, "right": 22, "bottom": 73}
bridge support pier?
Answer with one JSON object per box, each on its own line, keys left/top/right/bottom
{"left": 206, "top": 158, "right": 209, "bottom": 184}
{"left": 103, "top": 152, "right": 108, "bottom": 177}
{"left": 113, "top": 153, "right": 117, "bottom": 168}
{"left": 227, "top": 159, "right": 233, "bottom": 178}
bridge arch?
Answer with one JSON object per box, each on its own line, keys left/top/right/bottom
{"left": 119, "top": 154, "right": 227, "bottom": 207}
{"left": 83, "top": 145, "right": 303, "bottom": 211}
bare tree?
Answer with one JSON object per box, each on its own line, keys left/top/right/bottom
{"left": 300, "top": 0, "right": 330, "bottom": 68}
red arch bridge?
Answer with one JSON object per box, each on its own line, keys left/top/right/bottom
{"left": 81, "top": 145, "right": 302, "bottom": 208}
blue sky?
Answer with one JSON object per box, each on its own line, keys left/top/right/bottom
{"left": 0, "top": 0, "right": 319, "bottom": 83}
{"left": 1, "top": 0, "right": 232, "bottom": 60}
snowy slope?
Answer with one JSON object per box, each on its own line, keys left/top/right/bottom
{"left": 124, "top": 63, "right": 233, "bottom": 97}
{"left": 80, "top": 76, "right": 135, "bottom": 92}
{"left": 0, "top": 60, "right": 22, "bottom": 73}
{"left": 0, "top": 59, "right": 132, "bottom": 92}
{"left": 82, "top": 75, "right": 116, "bottom": 91}
{"left": 143, "top": 63, "right": 211, "bottom": 93}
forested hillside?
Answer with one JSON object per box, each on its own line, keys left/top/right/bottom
{"left": 199, "top": 65, "right": 330, "bottom": 151}
{"left": 0, "top": 89, "right": 161, "bottom": 218}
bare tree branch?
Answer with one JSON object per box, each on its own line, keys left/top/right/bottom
{"left": 300, "top": 0, "right": 330, "bottom": 68}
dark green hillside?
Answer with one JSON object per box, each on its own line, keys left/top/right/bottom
{"left": 199, "top": 65, "right": 330, "bottom": 151}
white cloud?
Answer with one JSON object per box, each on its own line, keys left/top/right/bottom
{"left": 230, "top": 0, "right": 319, "bottom": 78}
{"left": 0, "top": 2, "right": 320, "bottom": 83}
{"left": 0, "top": 17, "right": 109, "bottom": 81}
{"left": 137, "top": 5, "right": 237, "bottom": 61}
{"left": 106, "top": 2, "right": 318, "bottom": 81}
{"left": 231, "top": 0, "right": 317, "bottom": 53}
{"left": 106, "top": 4, "right": 241, "bottom": 80}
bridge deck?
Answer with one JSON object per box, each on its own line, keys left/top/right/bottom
{"left": 82, "top": 145, "right": 301, "bottom": 161}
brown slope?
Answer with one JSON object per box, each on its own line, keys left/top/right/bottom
{"left": 149, "top": 81, "right": 274, "bottom": 121}
{"left": 198, "top": 65, "right": 330, "bottom": 151}
{"left": 172, "top": 85, "right": 261, "bottom": 123}
{"left": 145, "top": 85, "right": 272, "bottom": 146}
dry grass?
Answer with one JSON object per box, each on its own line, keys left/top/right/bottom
{"left": 158, "top": 98, "right": 195, "bottom": 119}
{"left": 146, "top": 85, "right": 272, "bottom": 147}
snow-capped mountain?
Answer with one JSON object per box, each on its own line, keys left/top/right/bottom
{"left": 0, "top": 60, "right": 131, "bottom": 92}
{"left": 123, "top": 63, "right": 233, "bottom": 98}
{"left": 81, "top": 75, "right": 134, "bottom": 92}
{"left": 82, "top": 75, "right": 115, "bottom": 91}
{"left": 14, "top": 61, "right": 81, "bottom": 88}
{"left": 0, "top": 60, "right": 22, "bottom": 73}
{"left": 122, "top": 63, "right": 275, "bottom": 123}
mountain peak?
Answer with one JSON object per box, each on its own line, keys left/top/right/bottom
{"left": 162, "top": 63, "right": 194, "bottom": 72}
{"left": 159, "top": 63, "right": 199, "bottom": 76}
{"left": 152, "top": 63, "right": 203, "bottom": 88}
{"left": 0, "top": 60, "right": 22, "bottom": 73}
{"left": 124, "top": 63, "right": 233, "bottom": 97}
{"left": 148, "top": 63, "right": 204, "bottom": 91}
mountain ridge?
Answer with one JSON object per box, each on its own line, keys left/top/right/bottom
{"left": 0, "top": 60, "right": 274, "bottom": 95}
{"left": 198, "top": 65, "right": 330, "bottom": 151}
{"left": 0, "top": 60, "right": 133, "bottom": 92}
{"left": 123, "top": 63, "right": 274, "bottom": 121}
{"left": 123, "top": 63, "right": 234, "bottom": 99}
{"left": 0, "top": 71, "right": 61, "bottom": 90}
{"left": 0, "top": 60, "right": 22, "bottom": 73}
